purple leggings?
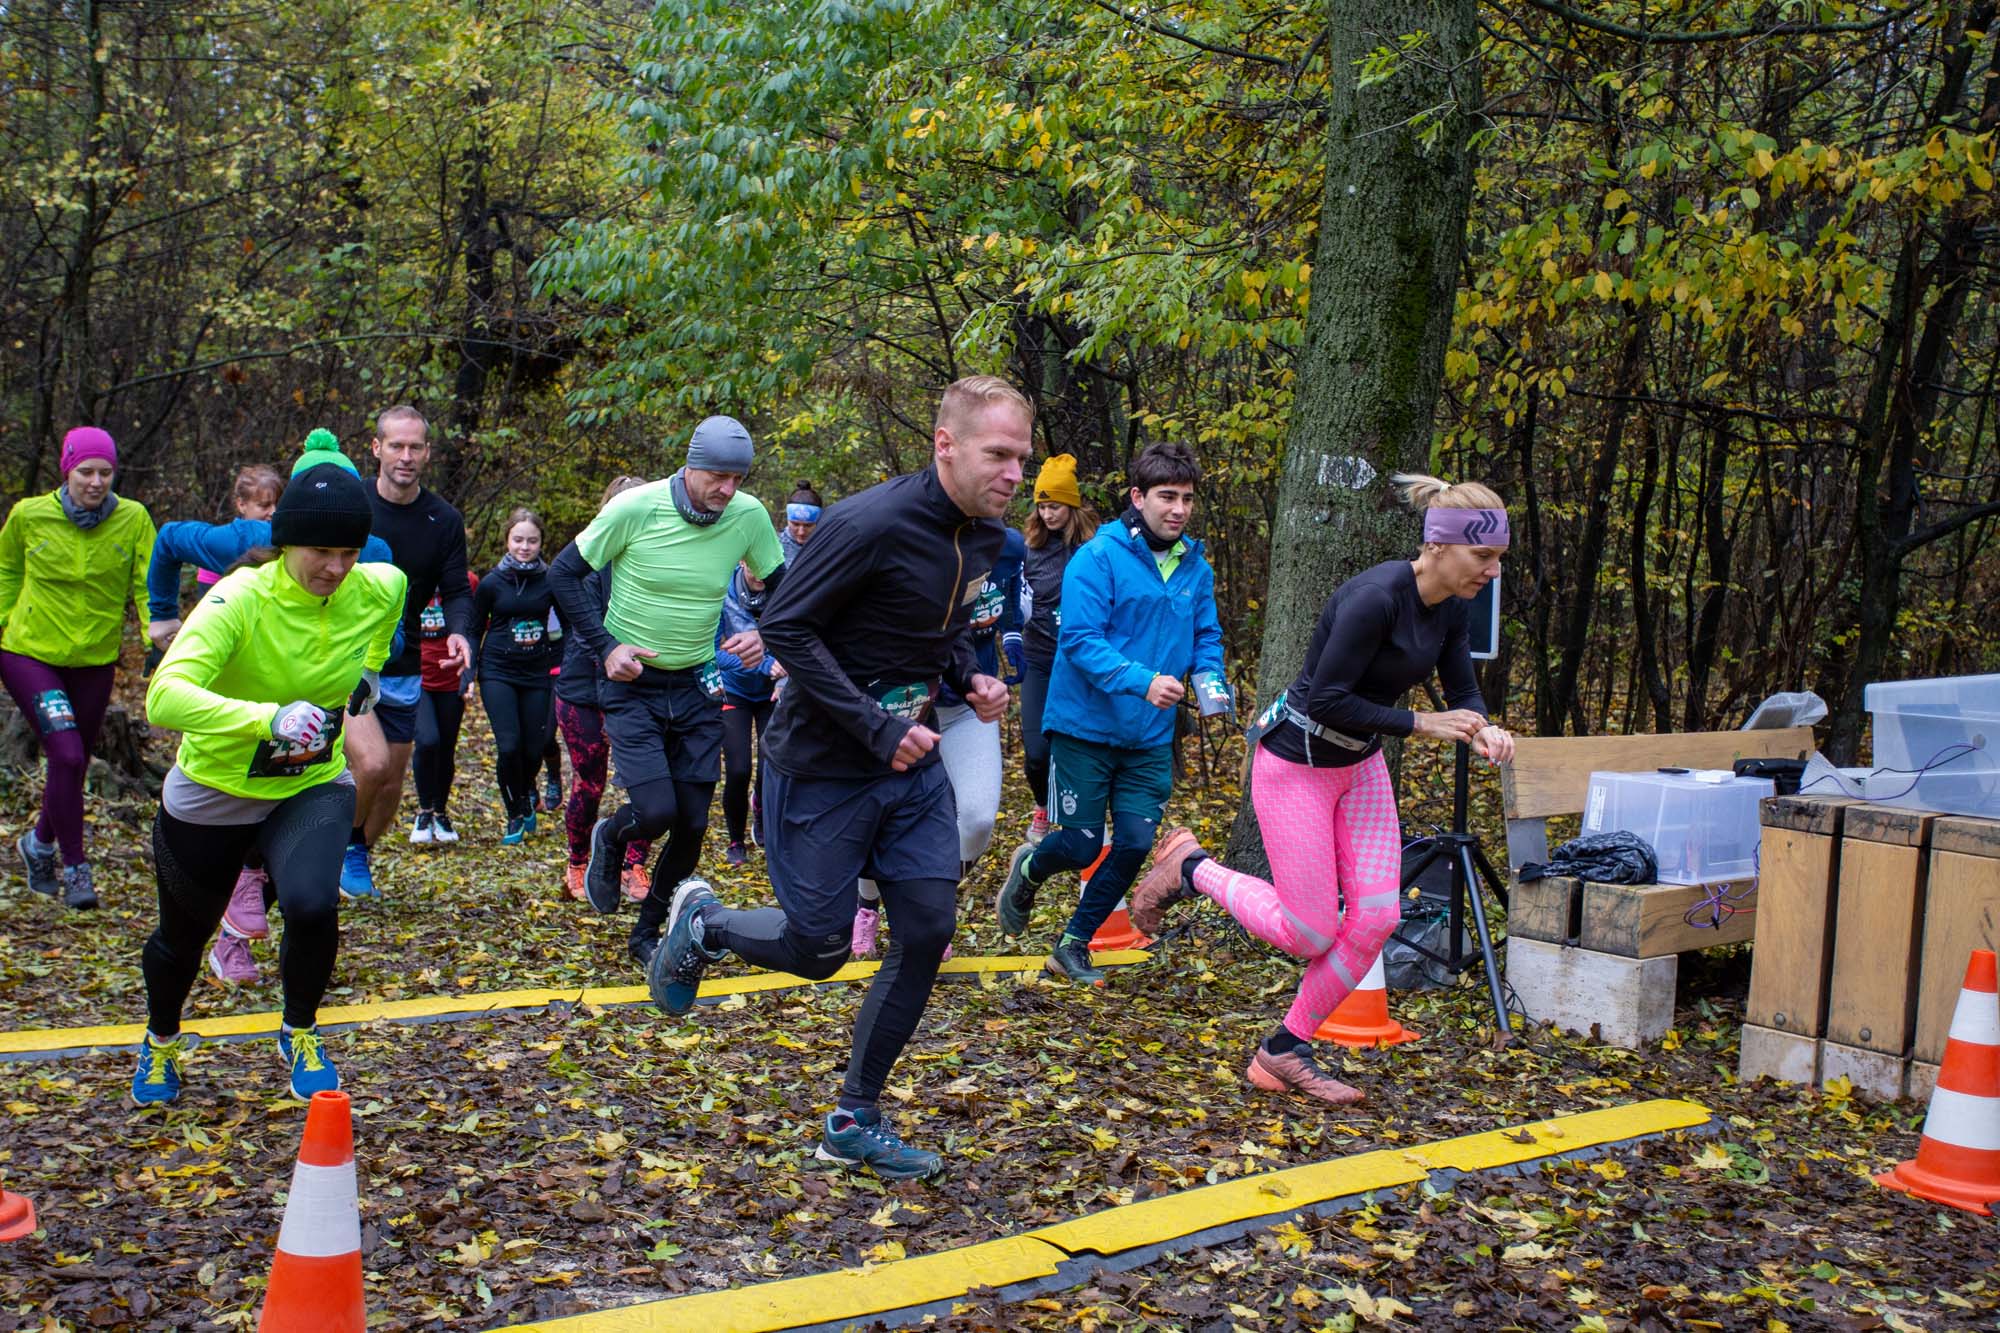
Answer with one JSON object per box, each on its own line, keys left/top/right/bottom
{"left": 1, "top": 651, "right": 118, "bottom": 866}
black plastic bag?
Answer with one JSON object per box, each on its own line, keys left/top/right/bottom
{"left": 1385, "top": 903, "right": 1467, "bottom": 990}
{"left": 1516, "top": 830, "right": 1658, "bottom": 884}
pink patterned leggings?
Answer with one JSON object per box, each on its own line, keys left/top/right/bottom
{"left": 1192, "top": 745, "right": 1402, "bottom": 1041}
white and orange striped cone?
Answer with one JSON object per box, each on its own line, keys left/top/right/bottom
{"left": 260, "top": 1089, "right": 364, "bottom": 1332}
{"left": 1078, "top": 837, "right": 1152, "bottom": 953}
{"left": 1314, "top": 954, "right": 1421, "bottom": 1048}
{"left": 1876, "top": 948, "right": 2000, "bottom": 1216}
{"left": 0, "top": 1186, "right": 35, "bottom": 1242}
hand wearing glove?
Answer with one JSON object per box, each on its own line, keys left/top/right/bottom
{"left": 348, "top": 667, "right": 381, "bottom": 717}
{"left": 271, "top": 701, "right": 329, "bottom": 749}
{"left": 1001, "top": 631, "right": 1025, "bottom": 686}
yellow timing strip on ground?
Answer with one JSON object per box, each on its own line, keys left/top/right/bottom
{"left": 519, "top": 1099, "right": 1712, "bottom": 1333}
{"left": 0, "top": 951, "right": 1151, "bottom": 1058}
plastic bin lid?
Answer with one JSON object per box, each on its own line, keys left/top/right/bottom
{"left": 1864, "top": 672, "right": 2000, "bottom": 714}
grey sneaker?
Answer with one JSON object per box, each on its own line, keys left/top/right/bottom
{"left": 61, "top": 863, "right": 97, "bottom": 910}
{"left": 1044, "top": 937, "right": 1106, "bottom": 987}
{"left": 994, "top": 842, "right": 1041, "bottom": 936}
{"left": 16, "top": 832, "right": 59, "bottom": 897}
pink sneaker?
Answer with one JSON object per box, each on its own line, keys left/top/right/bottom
{"left": 209, "top": 930, "right": 259, "bottom": 985}
{"left": 1027, "top": 807, "right": 1051, "bottom": 844}
{"left": 1246, "top": 1045, "right": 1364, "bottom": 1106}
{"left": 851, "top": 905, "right": 880, "bottom": 957}
{"left": 223, "top": 867, "right": 270, "bottom": 939}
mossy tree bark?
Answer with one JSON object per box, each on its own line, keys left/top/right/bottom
{"left": 1224, "top": 0, "right": 1480, "bottom": 872}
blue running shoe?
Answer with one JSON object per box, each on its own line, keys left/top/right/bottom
{"left": 131, "top": 1032, "right": 199, "bottom": 1106}
{"left": 647, "top": 878, "right": 724, "bottom": 1014}
{"left": 815, "top": 1107, "right": 943, "bottom": 1181}
{"left": 338, "top": 843, "right": 376, "bottom": 899}
{"left": 501, "top": 816, "right": 526, "bottom": 845}
{"left": 279, "top": 1027, "right": 340, "bottom": 1098}
{"left": 523, "top": 811, "right": 537, "bottom": 835}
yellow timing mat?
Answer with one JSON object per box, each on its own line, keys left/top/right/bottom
{"left": 0, "top": 950, "right": 1153, "bottom": 1058}
{"left": 519, "top": 1099, "right": 1713, "bottom": 1333}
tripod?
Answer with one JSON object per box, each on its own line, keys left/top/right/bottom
{"left": 1393, "top": 740, "right": 1514, "bottom": 1038}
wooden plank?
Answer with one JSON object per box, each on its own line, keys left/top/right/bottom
{"left": 1578, "top": 879, "right": 1757, "bottom": 957}
{"left": 1913, "top": 838, "right": 2000, "bottom": 1064}
{"left": 1739, "top": 1023, "right": 1821, "bottom": 1086}
{"left": 1825, "top": 831, "right": 1930, "bottom": 1055}
{"left": 1500, "top": 727, "right": 1814, "bottom": 821}
{"left": 1821, "top": 1041, "right": 1908, "bottom": 1103}
{"left": 1506, "top": 877, "right": 1580, "bottom": 944}
{"left": 1931, "top": 813, "right": 2000, "bottom": 858}
{"left": 1841, "top": 803, "right": 1932, "bottom": 848}
{"left": 1745, "top": 823, "right": 1843, "bottom": 1035}
{"left": 1759, "top": 793, "right": 1855, "bottom": 835}
{"left": 1504, "top": 938, "right": 1677, "bottom": 1049}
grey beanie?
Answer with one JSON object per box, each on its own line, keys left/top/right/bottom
{"left": 685, "top": 415, "right": 755, "bottom": 475}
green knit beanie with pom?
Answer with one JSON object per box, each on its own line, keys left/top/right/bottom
{"left": 291, "top": 428, "right": 359, "bottom": 479}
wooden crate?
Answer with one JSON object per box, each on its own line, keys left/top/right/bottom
{"left": 1914, "top": 815, "right": 2000, "bottom": 1065}
{"left": 1745, "top": 794, "right": 1855, "bottom": 1039}
{"left": 1510, "top": 876, "right": 1756, "bottom": 955}
{"left": 1504, "top": 937, "right": 1676, "bottom": 1049}
{"left": 1824, "top": 804, "right": 1933, "bottom": 1056}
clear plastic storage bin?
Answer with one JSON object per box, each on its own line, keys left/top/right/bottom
{"left": 1581, "top": 770, "right": 1774, "bottom": 885}
{"left": 1864, "top": 672, "right": 2000, "bottom": 818}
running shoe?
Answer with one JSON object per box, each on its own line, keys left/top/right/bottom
{"left": 338, "top": 844, "right": 377, "bottom": 899}
{"left": 61, "top": 863, "right": 97, "bottom": 910}
{"left": 16, "top": 830, "right": 58, "bottom": 898}
{"left": 523, "top": 811, "right": 538, "bottom": 835}
{"left": 725, "top": 841, "right": 748, "bottom": 867}
{"left": 647, "top": 879, "right": 724, "bottom": 1014}
{"left": 209, "top": 930, "right": 258, "bottom": 985}
{"left": 622, "top": 863, "right": 651, "bottom": 902}
{"left": 584, "top": 817, "right": 622, "bottom": 914}
{"left": 131, "top": 1032, "right": 199, "bottom": 1106}
{"left": 1130, "top": 827, "right": 1203, "bottom": 936}
{"left": 501, "top": 816, "right": 527, "bottom": 845}
{"left": 994, "top": 842, "right": 1041, "bottom": 936}
{"left": 431, "top": 813, "right": 460, "bottom": 844}
{"left": 409, "top": 810, "right": 435, "bottom": 845}
{"left": 1246, "top": 1044, "right": 1365, "bottom": 1107}
{"left": 224, "top": 867, "right": 270, "bottom": 939}
{"left": 280, "top": 1027, "right": 340, "bottom": 1099}
{"left": 1044, "top": 937, "right": 1106, "bottom": 987}
{"left": 815, "top": 1107, "right": 943, "bottom": 1181}
{"left": 541, "top": 774, "right": 562, "bottom": 814}
{"left": 565, "top": 863, "right": 588, "bottom": 901}
{"left": 629, "top": 934, "right": 659, "bottom": 970}
{"left": 850, "top": 905, "right": 880, "bottom": 957}
{"left": 1027, "top": 806, "right": 1051, "bottom": 844}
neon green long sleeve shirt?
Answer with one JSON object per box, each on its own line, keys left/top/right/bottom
{"left": 146, "top": 557, "right": 406, "bottom": 799}
{"left": 0, "top": 491, "right": 155, "bottom": 667}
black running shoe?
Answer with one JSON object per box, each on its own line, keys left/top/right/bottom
{"left": 584, "top": 817, "right": 622, "bottom": 914}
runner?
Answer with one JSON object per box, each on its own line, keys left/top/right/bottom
{"left": 1, "top": 427, "right": 156, "bottom": 910}
{"left": 780, "top": 480, "right": 821, "bottom": 563}
{"left": 994, "top": 442, "right": 1227, "bottom": 986}
{"left": 851, "top": 523, "right": 1023, "bottom": 956}
{"left": 409, "top": 574, "right": 477, "bottom": 846}
{"left": 132, "top": 463, "right": 405, "bottom": 1104}
{"left": 553, "top": 477, "right": 653, "bottom": 902}
{"left": 1128, "top": 472, "right": 1517, "bottom": 1106}
{"left": 649, "top": 375, "right": 1027, "bottom": 1181}
{"left": 549, "top": 417, "right": 783, "bottom": 965}
{"left": 467, "top": 508, "right": 563, "bottom": 843}
{"left": 341, "top": 406, "right": 475, "bottom": 898}
{"left": 1016, "top": 454, "right": 1099, "bottom": 843}
{"left": 716, "top": 562, "right": 777, "bottom": 868}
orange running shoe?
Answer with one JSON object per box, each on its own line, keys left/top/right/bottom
{"left": 565, "top": 863, "right": 587, "bottom": 901}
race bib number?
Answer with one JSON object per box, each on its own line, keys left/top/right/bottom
{"left": 419, "top": 600, "right": 446, "bottom": 638}
{"left": 869, "top": 680, "right": 933, "bottom": 722}
{"left": 546, "top": 608, "right": 563, "bottom": 643}
{"left": 246, "top": 711, "right": 346, "bottom": 779}
{"left": 32, "top": 690, "right": 76, "bottom": 735}
{"left": 510, "top": 619, "right": 544, "bottom": 647}
{"left": 969, "top": 579, "right": 1005, "bottom": 634}
{"left": 699, "top": 660, "right": 725, "bottom": 700}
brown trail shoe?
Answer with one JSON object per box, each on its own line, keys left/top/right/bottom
{"left": 1129, "top": 827, "right": 1203, "bottom": 936}
{"left": 1246, "top": 1045, "right": 1366, "bottom": 1106}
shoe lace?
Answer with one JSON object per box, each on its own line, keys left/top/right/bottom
{"left": 290, "top": 1029, "right": 327, "bottom": 1074}
{"left": 146, "top": 1037, "right": 189, "bottom": 1085}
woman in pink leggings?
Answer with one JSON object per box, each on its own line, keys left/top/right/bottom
{"left": 1130, "top": 472, "right": 1517, "bottom": 1106}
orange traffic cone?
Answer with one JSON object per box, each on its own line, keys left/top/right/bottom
{"left": 260, "top": 1090, "right": 365, "bottom": 1332}
{"left": 1081, "top": 838, "right": 1152, "bottom": 952}
{"left": 1314, "top": 953, "right": 1420, "bottom": 1048}
{"left": 0, "top": 1187, "right": 35, "bottom": 1242}
{"left": 1876, "top": 948, "right": 2000, "bottom": 1216}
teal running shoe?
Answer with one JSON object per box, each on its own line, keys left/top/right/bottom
{"left": 815, "top": 1107, "right": 943, "bottom": 1181}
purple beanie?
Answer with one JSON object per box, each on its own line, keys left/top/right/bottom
{"left": 60, "top": 427, "right": 117, "bottom": 475}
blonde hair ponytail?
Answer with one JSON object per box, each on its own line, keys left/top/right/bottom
{"left": 1391, "top": 471, "right": 1505, "bottom": 511}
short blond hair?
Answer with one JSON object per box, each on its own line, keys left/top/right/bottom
{"left": 936, "top": 375, "right": 1033, "bottom": 437}
{"left": 375, "top": 404, "right": 429, "bottom": 438}
{"left": 1391, "top": 471, "right": 1505, "bottom": 511}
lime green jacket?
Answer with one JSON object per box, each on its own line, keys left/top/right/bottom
{"left": 146, "top": 558, "right": 406, "bottom": 799}
{"left": 0, "top": 491, "right": 156, "bottom": 667}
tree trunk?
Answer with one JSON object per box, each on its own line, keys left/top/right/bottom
{"left": 1224, "top": 0, "right": 1480, "bottom": 871}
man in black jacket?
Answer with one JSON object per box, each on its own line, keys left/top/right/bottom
{"left": 649, "top": 376, "right": 1030, "bottom": 1181}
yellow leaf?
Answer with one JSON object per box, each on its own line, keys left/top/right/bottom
{"left": 864, "top": 1240, "right": 906, "bottom": 1263}
{"left": 1690, "top": 1143, "right": 1734, "bottom": 1170}
{"left": 1593, "top": 271, "right": 1614, "bottom": 299}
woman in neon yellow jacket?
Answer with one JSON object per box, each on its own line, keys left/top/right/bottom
{"left": 132, "top": 464, "right": 405, "bottom": 1106}
{"left": 0, "top": 427, "right": 155, "bottom": 909}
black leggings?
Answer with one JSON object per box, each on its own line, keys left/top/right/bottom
{"left": 1019, "top": 659, "right": 1054, "bottom": 807}
{"left": 720, "top": 695, "right": 773, "bottom": 845}
{"left": 709, "top": 877, "right": 957, "bottom": 1107}
{"left": 413, "top": 687, "right": 466, "bottom": 815}
{"left": 143, "top": 782, "right": 353, "bottom": 1034}
{"left": 614, "top": 777, "right": 716, "bottom": 944}
{"left": 482, "top": 678, "right": 554, "bottom": 819}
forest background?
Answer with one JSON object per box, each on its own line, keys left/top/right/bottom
{"left": 2, "top": 0, "right": 1995, "bottom": 769}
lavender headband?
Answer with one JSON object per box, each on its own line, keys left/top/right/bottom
{"left": 1423, "top": 507, "right": 1510, "bottom": 547}
{"left": 787, "top": 503, "right": 822, "bottom": 523}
